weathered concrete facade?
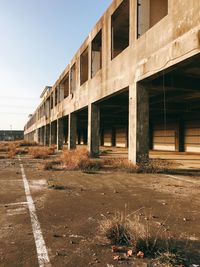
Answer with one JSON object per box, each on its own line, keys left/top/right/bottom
{"left": 24, "top": 0, "right": 200, "bottom": 163}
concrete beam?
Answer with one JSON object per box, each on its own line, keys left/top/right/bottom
{"left": 88, "top": 103, "right": 100, "bottom": 158}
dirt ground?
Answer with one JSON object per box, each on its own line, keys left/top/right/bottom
{"left": 0, "top": 149, "right": 200, "bottom": 266}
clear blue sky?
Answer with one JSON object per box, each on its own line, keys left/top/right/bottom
{"left": 0, "top": 0, "right": 112, "bottom": 130}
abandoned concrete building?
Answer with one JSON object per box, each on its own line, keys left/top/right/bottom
{"left": 24, "top": 0, "right": 200, "bottom": 163}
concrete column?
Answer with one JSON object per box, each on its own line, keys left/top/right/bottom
{"left": 45, "top": 125, "right": 50, "bottom": 146}
{"left": 57, "top": 118, "right": 64, "bottom": 150}
{"left": 68, "top": 113, "right": 77, "bottom": 150}
{"left": 44, "top": 126, "right": 47, "bottom": 146}
{"left": 49, "top": 123, "right": 52, "bottom": 145}
{"left": 39, "top": 128, "right": 43, "bottom": 145}
{"left": 50, "top": 122, "right": 57, "bottom": 145}
{"left": 88, "top": 103, "right": 100, "bottom": 157}
{"left": 35, "top": 128, "right": 39, "bottom": 143}
{"left": 129, "top": 83, "right": 149, "bottom": 163}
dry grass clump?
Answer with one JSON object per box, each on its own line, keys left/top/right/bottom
{"left": 44, "top": 159, "right": 62, "bottom": 170}
{"left": 29, "top": 146, "right": 55, "bottom": 159}
{"left": 7, "top": 144, "right": 17, "bottom": 159}
{"left": 98, "top": 210, "right": 187, "bottom": 265}
{"left": 137, "top": 157, "right": 174, "bottom": 173}
{"left": 61, "top": 148, "right": 103, "bottom": 171}
{"left": 0, "top": 142, "right": 9, "bottom": 152}
{"left": 104, "top": 158, "right": 138, "bottom": 172}
{"left": 153, "top": 250, "right": 187, "bottom": 266}
{"left": 19, "top": 140, "right": 37, "bottom": 147}
{"left": 16, "top": 147, "right": 29, "bottom": 155}
{"left": 98, "top": 211, "right": 149, "bottom": 247}
{"left": 103, "top": 157, "right": 173, "bottom": 173}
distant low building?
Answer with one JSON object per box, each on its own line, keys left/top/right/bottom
{"left": 0, "top": 130, "right": 24, "bottom": 141}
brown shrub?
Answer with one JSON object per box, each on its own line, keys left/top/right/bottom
{"left": 48, "top": 145, "right": 56, "bottom": 155}
{"left": 61, "top": 148, "right": 103, "bottom": 171}
{"left": 0, "top": 142, "right": 9, "bottom": 152}
{"left": 98, "top": 210, "right": 187, "bottom": 265}
{"left": 103, "top": 158, "right": 138, "bottom": 172}
{"left": 44, "top": 159, "right": 61, "bottom": 170}
{"left": 19, "top": 140, "right": 37, "bottom": 147}
{"left": 29, "top": 146, "right": 55, "bottom": 159}
{"left": 103, "top": 157, "right": 173, "bottom": 173}
{"left": 7, "top": 144, "right": 17, "bottom": 159}
{"left": 137, "top": 157, "right": 174, "bottom": 173}
{"left": 98, "top": 211, "right": 149, "bottom": 246}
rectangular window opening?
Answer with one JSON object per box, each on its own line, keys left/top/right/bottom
{"left": 70, "top": 63, "right": 76, "bottom": 93}
{"left": 111, "top": 0, "right": 130, "bottom": 59}
{"left": 63, "top": 73, "right": 69, "bottom": 98}
{"left": 55, "top": 88, "right": 58, "bottom": 106}
{"left": 80, "top": 48, "right": 89, "bottom": 85}
{"left": 91, "top": 30, "right": 102, "bottom": 78}
{"left": 50, "top": 93, "right": 53, "bottom": 109}
{"left": 137, "top": 0, "right": 168, "bottom": 38}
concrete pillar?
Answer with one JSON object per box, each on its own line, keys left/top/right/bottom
{"left": 45, "top": 125, "right": 50, "bottom": 146}
{"left": 68, "top": 113, "right": 77, "bottom": 150}
{"left": 49, "top": 123, "right": 52, "bottom": 145}
{"left": 57, "top": 118, "right": 64, "bottom": 150}
{"left": 50, "top": 122, "right": 57, "bottom": 145}
{"left": 44, "top": 126, "right": 47, "bottom": 146}
{"left": 88, "top": 103, "right": 100, "bottom": 157}
{"left": 35, "top": 128, "right": 39, "bottom": 143}
{"left": 39, "top": 128, "right": 43, "bottom": 145}
{"left": 129, "top": 83, "right": 149, "bottom": 163}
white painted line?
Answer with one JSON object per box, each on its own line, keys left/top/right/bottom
{"left": 18, "top": 156, "right": 51, "bottom": 267}
{"left": 4, "top": 201, "right": 28, "bottom": 206}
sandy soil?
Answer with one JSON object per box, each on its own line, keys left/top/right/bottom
{"left": 0, "top": 152, "right": 200, "bottom": 266}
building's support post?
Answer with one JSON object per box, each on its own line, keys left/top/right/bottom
{"left": 68, "top": 113, "right": 77, "bottom": 150}
{"left": 57, "top": 118, "right": 64, "bottom": 150}
{"left": 50, "top": 122, "right": 57, "bottom": 145}
{"left": 35, "top": 128, "right": 39, "bottom": 143}
{"left": 88, "top": 103, "right": 100, "bottom": 157}
{"left": 39, "top": 128, "right": 43, "bottom": 145}
{"left": 45, "top": 124, "right": 50, "bottom": 146}
{"left": 38, "top": 128, "right": 40, "bottom": 144}
{"left": 44, "top": 125, "right": 47, "bottom": 146}
{"left": 178, "top": 119, "right": 185, "bottom": 152}
{"left": 49, "top": 123, "right": 52, "bottom": 145}
{"left": 129, "top": 83, "right": 149, "bottom": 163}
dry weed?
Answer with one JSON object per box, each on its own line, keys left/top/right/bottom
{"left": 137, "top": 157, "right": 174, "bottom": 173}
{"left": 29, "top": 146, "right": 55, "bottom": 159}
{"left": 103, "top": 156, "right": 174, "bottom": 173}
{"left": 19, "top": 140, "right": 37, "bottom": 147}
{"left": 98, "top": 211, "right": 149, "bottom": 247}
{"left": 98, "top": 209, "right": 187, "bottom": 265}
{"left": 104, "top": 158, "right": 138, "bottom": 172}
{"left": 61, "top": 147, "right": 103, "bottom": 171}
{"left": 7, "top": 144, "right": 17, "bottom": 159}
{"left": 44, "top": 159, "right": 61, "bottom": 170}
